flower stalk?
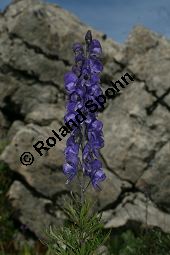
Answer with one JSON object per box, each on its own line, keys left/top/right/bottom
{"left": 41, "top": 31, "right": 111, "bottom": 254}
{"left": 80, "top": 123, "right": 86, "bottom": 205}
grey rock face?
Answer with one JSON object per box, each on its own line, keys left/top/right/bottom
{"left": 0, "top": 0, "right": 170, "bottom": 241}
{"left": 7, "top": 180, "right": 67, "bottom": 239}
{"left": 102, "top": 192, "right": 170, "bottom": 233}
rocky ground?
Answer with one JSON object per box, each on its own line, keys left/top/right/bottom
{"left": 0, "top": 0, "right": 170, "bottom": 244}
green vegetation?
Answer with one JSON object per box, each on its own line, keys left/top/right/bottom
{"left": 106, "top": 227, "right": 170, "bottom": 255}
{"left": 42, "top": 193, "right": 111, "bottom": 255}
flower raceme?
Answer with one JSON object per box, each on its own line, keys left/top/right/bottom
{"left": 63, "top": 31, "right": 106, "bottom": 191}
{"left": 32, "top": 44, "right": 134, "bottom": 185}
{"left": 41, "top": 33, "right": 113, "bottom": 255}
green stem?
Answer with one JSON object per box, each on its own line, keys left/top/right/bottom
{"left": 80, "top": 124, "right": 86, "bottom": 206}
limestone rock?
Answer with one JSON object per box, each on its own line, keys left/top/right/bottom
{"left": 102, "top": 192, "right": 170, "bottom": 233}
{"left": 136, "top": 141, "right": 170, "bottom": 213}
{"left": 7, "top": 180, "right": 67, "bottom": 239}
{"left": 0, "top": 0, "right": 170, "bottom": 241}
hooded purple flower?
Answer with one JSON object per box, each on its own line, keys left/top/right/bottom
{"left": 63, "top": 31, "right": 106, "bottom": 191}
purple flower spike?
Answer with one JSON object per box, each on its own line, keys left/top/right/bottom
{"left": 63, "top": 30, "right": 106, "bottom": 190}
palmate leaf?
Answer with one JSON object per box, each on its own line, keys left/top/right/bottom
{"left": 43, "top": 225, "right": 77, "bottom": 255}
{"left": 41, "top": 191, "right": 111, "bottom": 255}
{"left": 42, "top": 221, "right": 111, "bottom": 255}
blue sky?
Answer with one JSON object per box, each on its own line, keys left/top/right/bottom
{"left": 0, "top": 0, "right": 170, "bottom": 43}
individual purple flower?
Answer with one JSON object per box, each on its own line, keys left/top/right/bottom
{"left": 63, "top": 163, "right": 77, "bottom": 183}
{"left": 88, "top": 58, "right": 103, "bottom": 73}
{"left": 64, "top": 71, "right": 78, "bottom": 93}
{"left": 89, "top": 39, "right": 102, "bottom": 56}
{"left": 63, "top": 30, "right": 106, "bottom": 191}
